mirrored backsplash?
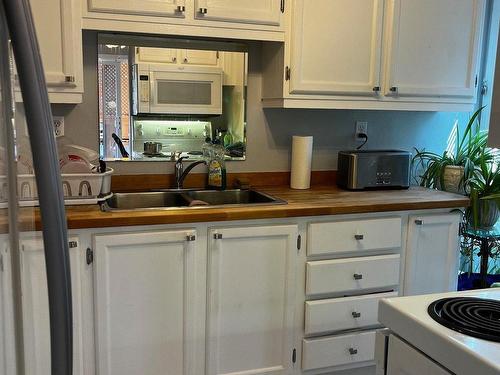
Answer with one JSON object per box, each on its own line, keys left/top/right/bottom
{"left": 98, "top": 34, "right": 248, "bottom": 162}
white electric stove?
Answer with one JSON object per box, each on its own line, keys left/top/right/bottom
{"left": 375, "top": 289, "right": 500, "bottom": 375}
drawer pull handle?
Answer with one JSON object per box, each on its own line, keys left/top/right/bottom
{"left": 353, "top": 273, "right": 363, "bottom": 280}
{"left": 354, "top": 234, "right": 364, "bottom": 240}
{"left": 352, "top": 311, "right": 361, "bottom": 318}
{"left": 199, "top": 7, "right": 207, "bottom": 14}
{"left": 415, "top": 219, "right": 423, "bottom": 225}
{"left": 348, "top": 348, "right": 358, "bottom": 355}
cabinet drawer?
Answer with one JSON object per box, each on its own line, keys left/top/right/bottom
{"left": 305, "top": 291, "right": 398, "bottom": 335}
{"left": 306, "top": 254, "right": 400, "bottom": 296}
{"left": 302, "top": 330, "right": 376, "bottom": 371}
{"left": 308, "top": 217, "right": 402, "bottom": 256}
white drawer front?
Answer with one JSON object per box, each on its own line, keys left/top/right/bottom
{"left": 302, "top": 330, "right": 376, "bottom": 371}
{"left": 308, "top": 217, "right": 402, "bottom": 256}
{"left": 305, "top": 291, "right": 398, "bottom": 335}
{"left": 306, "top": 254, "right": 400, "bottom": 296}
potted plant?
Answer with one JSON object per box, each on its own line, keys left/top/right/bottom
{"left": 467, "top": 152, "right": 500, "bottom": 229}
{"left": 412, "top": 107, "right": 493, "bottom": 194}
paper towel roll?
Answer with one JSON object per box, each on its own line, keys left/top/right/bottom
{"left": 290, "top": 136, "right": 313, "bottom": 189}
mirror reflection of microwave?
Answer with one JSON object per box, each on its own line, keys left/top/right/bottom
{"left": 132, "top": 63, "right": 223, "bottom": 115}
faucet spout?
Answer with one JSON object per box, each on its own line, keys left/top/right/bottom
{"left": 176, "top": 159, "right": 207, "bottom": 189}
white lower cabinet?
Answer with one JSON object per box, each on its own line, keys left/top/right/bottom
{"left": 206, "top": 225, "right": 298, "bottom": 375}
{"left": 93, "top": 229, "right": 199, "bottom": 375}
{"left": 2, "top": 209, "right": 462, "bottom": 375}
{"left": 19, "top": 236, "right": 85, "bottom": 375}
{"left": 302, "top": 330, "right": 377, "bottom": 371}
{"left": 305, "top": 292, "right": 398, "bottom": 336}
{"left": 306, "top": 254, "right": 400, "bottom": 297}
{"left": 404, "top": 213, "right": 461, "bottom": 295}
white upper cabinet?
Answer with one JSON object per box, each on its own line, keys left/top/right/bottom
{"left": 383, "top": 0, "right": 484, "bottom": 100}
{"left": 206, "top": 225, "right": 298, "bottom": 375}
{"left": 289, "top": 0, "right": 383, "bottom": 96}
{"left": 29, "top": 0, "right": 83, "bottom": 103}
{"left": 93, "top": 229, "right": 200, "bottom": 375}
{"left": 136, "top": 47, "right": 179, "bottom": 64}
{"left": 194, "top": 0, "right": 282, "bottom": 26}
{"left": 87, "top": 0, "right": 186, "bottom": 17}
{"left": 180, "top": 49, "right": 219, "bottom": 66}
{"left": 262, "top": 0, "right": 486, "bottom": 110}
{"left": 404, "top": 213, "right": 461, "bottom": 296}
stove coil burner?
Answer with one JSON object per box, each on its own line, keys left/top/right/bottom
{"left": 428, "top": 297, "right": 500, "bottom": 342}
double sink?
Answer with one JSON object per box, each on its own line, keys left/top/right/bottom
{"left": 101, "top": 189, "right": 285, "bottom": 211}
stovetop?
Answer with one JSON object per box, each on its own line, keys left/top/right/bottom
{"left": 379, "top": 289, "right": 500, "bottom": 375}
{"left": 428, "top": 297, "right": 500, "bottom": 342}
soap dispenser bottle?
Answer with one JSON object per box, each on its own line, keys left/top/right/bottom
{"left": 207, "top": 137, "right": 226, "bottom": 190}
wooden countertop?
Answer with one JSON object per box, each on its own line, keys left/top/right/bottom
{"left": 12, "top": 186, "right": 468, "bottom": 231}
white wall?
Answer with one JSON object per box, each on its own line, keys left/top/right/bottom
{"left": 52, "top": 32, "right": 472, "bottom": 175}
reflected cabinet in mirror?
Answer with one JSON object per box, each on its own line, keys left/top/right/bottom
{"left": 98, "top": 34, "right": 248, "bottom": 161}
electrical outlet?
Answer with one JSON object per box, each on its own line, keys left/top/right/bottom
{"left": 355, "top": 121, "right": 368, "bottom": 141}
{"left": 53, "top": 116, "right": 64, "bottom": 137}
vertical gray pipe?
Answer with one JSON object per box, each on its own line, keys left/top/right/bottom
{"left": 1, "top": 1, "right": 73, "bottom": 374}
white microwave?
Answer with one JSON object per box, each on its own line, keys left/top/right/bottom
{"left": 132, "top": 63, "right": 223, "bottom": 115}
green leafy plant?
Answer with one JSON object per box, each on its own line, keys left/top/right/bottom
{"left": 467, "top": 150, "right": 500, "bottom": 228}
{"left": 412, "top": 107, "right": 495, "bottom": 190}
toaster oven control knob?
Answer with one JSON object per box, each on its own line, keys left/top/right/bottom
{"left": 354, "top": 234, "right": 364, "bottom": 240}
{"left": 353, "top": 273, "right": 363, "bottom": 280}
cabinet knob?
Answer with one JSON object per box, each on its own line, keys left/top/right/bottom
{"left": 390, "top": 86, "right": 398, "bottom": 92}
{"left": 64, "top": 75, "right": 75, "bottom": 83}
{"left": 348, "top": 348, "right": 358, "bottom": 355}
{"left": 172, "top": 57, "right": 177, "bottom": 62}
{"left": 353, "top": 273, "right": 363, "bottom": 280}
{"left": 354, "top": 234, "right": 364, "bottom": 240}
{"left": 199, "top": 7, "right": 208, "bottom": 14}
{"left": 415, "top": 219, "right": 423, "bottom": 225}
{"left": 352, "top": 311, "right": 361, "bottom": 318}
{"left": 372, "top": 86, "right": 380, "bottom": 92}
{"left": 177, "top": 5, "right": 185, "bottom": 12}
{"left": 184, "top": 58, "right": 188, "bottom": 63}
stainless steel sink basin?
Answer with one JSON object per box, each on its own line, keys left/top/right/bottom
{"left": 104, "top": 191, "right": 190, "bottom": 210}
{"left": 101, "top": 189, "right": 285, "bottom": 211}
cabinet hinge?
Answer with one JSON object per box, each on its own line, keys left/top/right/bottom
{"left": 475, "top": 74, "right": 478, "bottom": 88}
{"left": 213, "top": 233, "right": 223, "bottom": 240}
{"left": 186, "top": 234, "right": 196, "bottom": 242}
{"left": 216, "top": 51, "right": 219, "bottom": 59}
{"left": 297, "top": 235, "right": 301, "bottom": 250}
{"left": 280, "top": 0, "right": 285, "bottom": 13}
{"left": 68, "top": 241, "right": 78, "bottom": 248}
{"left": 292, "top": 348, "right": 296, "bottom": 364}
{"left": 86, "top": 248, "right": 94, "bottom": 265}
{"left": 285, "top": 66, "right": 290, "bottom": 81}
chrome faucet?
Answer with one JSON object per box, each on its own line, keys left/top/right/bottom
{"left": 174, "top": 155, "right": 207, "bottom": 189}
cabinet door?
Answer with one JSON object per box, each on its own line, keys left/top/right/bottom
{"left": 207, "top": 225, "right": 298, "bottom": 375}
{"left": 136, "top": 47, "right": 179, "bottom": 64}
{"left": 30, "top": 0, "right": 83, "bottom": 99}
{"left": 404, "top": 213, "right": 461, "bottom": 296}
{"left": 383, "top": 0, "right": 484, "bottom": 99}
{"left": 93, "top": 229, "right": 198, "bottom": 375}
{"left": 88, "top": 0, "right": 186, "bottom": 17}
{"left": 0, "top": 236, "right": 16, "bottom": 375}
{"left": 289, "top": 0, "right": 383, "bottom": 96}
{"left": 19, "top": 237, "right": 84, "bottom": 375}
{"left": 180, "top": 49, "right": 219, "bottom": 66}
{"left": 195, "top": 0, "right": 281, "bottom": 26}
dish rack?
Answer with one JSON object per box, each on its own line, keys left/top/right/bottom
{"left": 0, "top": 168, "right": 113, "bottom": 207}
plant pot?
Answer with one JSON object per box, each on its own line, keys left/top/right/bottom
{"left": 468, "top": 199, "right": 500, "bottom": 229}
{"left": 442, "top": 165, "right": 465, "bottom": 194}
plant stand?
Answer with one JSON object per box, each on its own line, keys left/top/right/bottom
{"left": 460, "top": 222, "right": 500, "bottom": 289}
